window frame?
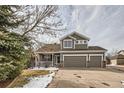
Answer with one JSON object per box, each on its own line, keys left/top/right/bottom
{"left": 76, "top": 40, "right": 87, "bottom": 44}
{"left": 44, "top": 55, "right": 51, "bottom": 61}
{"left": 63, "top": 39, "right": 73, "bottom": 48}
{"left": 84, "top": 40, "right": 87, "bottom": 44}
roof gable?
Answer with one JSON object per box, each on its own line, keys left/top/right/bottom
{"left": 111, "top": 54, "right": 124, "bottom": 59}
{"left": 60, "top": 32, "right": 90, "bottom": 40}
{"left": 118, "top": 50, "right": 124, "bottom": 55}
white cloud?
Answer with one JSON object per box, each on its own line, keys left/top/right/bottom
{"left": 44, "top": 5, "right": 124, "bottom": 53}
{"left": 61, "top": 5, "right": 124, "bottom": 52}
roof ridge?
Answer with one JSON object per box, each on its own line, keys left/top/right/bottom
{"left": 60, "top": 31, "right": 90, "bottom": 40}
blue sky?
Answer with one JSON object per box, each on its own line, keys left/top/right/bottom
{"left": 44, "top": 5, "right": 124, "bottom": 53}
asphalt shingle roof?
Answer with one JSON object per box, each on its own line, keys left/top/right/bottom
{"left": 36, "top": 44, "right": 60, "bottom": 52}
{"left": 36, "top": 44, "right": 107, "bottom": 52}
{"left": 111, "top": 54, "right": 124, "bottom": 59}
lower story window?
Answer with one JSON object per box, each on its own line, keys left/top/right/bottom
{"left": 44, "top": 55, "right": 51, "bottom": 61}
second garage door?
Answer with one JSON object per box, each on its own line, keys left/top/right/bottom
{"left": 64, "top": 56, "right": 86, "bottom": 67}
{"left": 88, "top": 56, "right": 102, "bottom": 67}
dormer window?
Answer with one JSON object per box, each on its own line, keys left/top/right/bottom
{"left": 63, "top": 39, "right": 73, "bottom": 48}
{"left": 84, "top": 40, "right": 87, "bottom": 44}
{"left": 76, "top": 40, "right": 87, "bottom": 44}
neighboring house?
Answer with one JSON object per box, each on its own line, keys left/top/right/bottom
{"left": 118, "top": 50, "right": 124, "bottom": 55}
{"left": 35, "top": 32, "right": 107, "bottom": 68}
{"left": 111, "top": 50, "right": 124, "bottom": 65}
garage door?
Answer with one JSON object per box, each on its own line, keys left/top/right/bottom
{"left": 88, "top": 56, "right": 102, "bottom": 67}
{"left": 64, "top": 56, "right": 86, "bottom": 67}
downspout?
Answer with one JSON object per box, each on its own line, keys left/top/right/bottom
{"left": 52, "top": 54, "right": 54, "bottom": 67}
{"left": 86, "top": 54, "right": 89, "bottom": 68}
{"left": 101, "top": 53, "right": 104, "bottom": 68}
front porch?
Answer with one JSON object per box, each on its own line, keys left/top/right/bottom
{"left": 35, "top": 53, "right": 61, "bottom": 67}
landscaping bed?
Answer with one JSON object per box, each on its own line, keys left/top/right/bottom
{"left": 7, "top": 67, "right": 58, "bottom": 88}
{"left": 0, "top": 79, "right": 13, "bottom": 88}
{"left": 8, "top": 70, "right": 50, "bottom": 88}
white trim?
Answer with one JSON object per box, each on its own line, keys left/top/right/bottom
{"left": 74, "top": 40, "right": 75, "bottom": 49}
{"left": 63, "top": 39, "right": 73, "bottom": 48}
{"left": 63, "top": 39, "right": 72, "bottom": 41}
{"left": 68, "top": 36, "right": 77, "bottom": 40}
{"left": 38, "top": 54, "right": 40, "bottom": 62}
{"left": 35, "top": 54, "right": 38, "bottom": 67}
{"left": 55, "top": 55, "right": 60, "bottom": 65}
{"left": 76, "top": 40, "right": 87, "bottom": 44}
{"left": 104, "top": 55, "right": 106, "bottom": 61}
{"left": 84, "top": 40, "right": 88, "bottom": 44}
{"left": 36, "top": 50, "right": 106, "bottom": 54}
{"left": 89, "top": 54, "right": 104, "bottom": 68}
{"left": 60, "top": 31, "right": 90, "bottom": 40}
{"left": 52, "top": 54, "right": 54, "bottom": 66}
{"left": 60, "top": 41, "right": 62, "bottom": 50}
{"left": 63, "top": 54, "right": 88, "bottom": 67}
{"left": 36, "top": 52, "right": 59, "bottom": 54}
{"left": 89, "top": 54, "right": 103, "bottom": 61}
{"left": 60, "top": 50, "right": 106, "bottom": 53}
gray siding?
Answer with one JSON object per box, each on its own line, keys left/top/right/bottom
{"left": 61, "top": 33, "right": 88, "bottom": 50}
{"left": 117, "top": 59, "right": 124, "bottom": 65}
{"left": 75, "top": 44, "right": 87, "bottom": 49}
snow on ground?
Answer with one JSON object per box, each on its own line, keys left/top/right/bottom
{"left": 29, "top": 67, "right": 59, "bottom": 71}
{"left": 107, "top": 64, "right": 117, "bottom": 66}
{"left": 23, "top": 72, "right": 55, "bottom": 88}
{"left": 121, "top": 80, "right": 124, "bottom": 86}
{"left": 22, "top": 67, "right": 58, "bottom": 88}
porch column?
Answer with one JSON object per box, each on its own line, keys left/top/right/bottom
{"left": 35, "top": 54, "right": 37, "bottom": 67}
{"left": 52, "top": 54, "right": 54, "bottom": 66}
{"left": 37, "top": 54, "right": 40, "bottom": 67}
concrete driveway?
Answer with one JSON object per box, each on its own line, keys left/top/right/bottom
{"left": 48, "top": 67, "right": 124, "bottom": 88}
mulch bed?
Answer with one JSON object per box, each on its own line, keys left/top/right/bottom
{"left": 0, "top": 79, "right": 13, "bottom": 88}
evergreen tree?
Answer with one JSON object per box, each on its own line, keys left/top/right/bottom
{"left": 0, "top": 6, "right": 30, "bottom": 81}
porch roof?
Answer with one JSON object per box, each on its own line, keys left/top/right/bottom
{"left": 36, "top": 44, "right": 60, "bottom": 53}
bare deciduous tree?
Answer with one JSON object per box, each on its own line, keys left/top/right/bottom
{"left": 14, "top": 5, "right": 66, "bottom": 48}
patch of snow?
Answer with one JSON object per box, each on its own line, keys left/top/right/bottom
{"left": 23, "top": 72, "right": 55, "bottom": 88}
{"left": 107, "top": 64, "right": 117, "bottom": 66}
{"left": 121, "top": 80, "right": 124, "bottom": 85}
{"left": 29, "top": 67, "right": 59, "bottom": 71}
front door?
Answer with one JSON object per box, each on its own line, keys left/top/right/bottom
{"left": 56, "top": 55, "right": 60, "bottom": 65}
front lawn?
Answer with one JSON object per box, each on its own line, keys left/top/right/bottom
{"left": 8, "top": 70, "right": 49, "bottom": 88}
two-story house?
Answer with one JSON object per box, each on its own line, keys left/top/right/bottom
{"left": 35, "top": 32, "right": 107, "bottom": 68}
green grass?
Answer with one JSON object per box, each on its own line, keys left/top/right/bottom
{"left": 8, "top": 70, "right": 49, "bottom": 88}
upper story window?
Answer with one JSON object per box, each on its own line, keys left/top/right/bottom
{"left": 63, "top": 40, "right": 73, "bottom": 48}
{"left": 76, "top": 40, "right": 87, "bottom": 44}
{"left": 84, "top": 40, "right": 87, "bottom": 44}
